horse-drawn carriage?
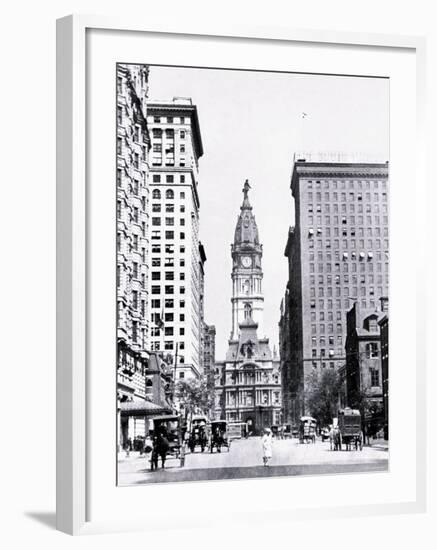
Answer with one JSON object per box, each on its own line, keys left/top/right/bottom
{"left": 332, "top": 408, "right": 364, "bottom": 451}
{"left": 151, "top": 414, "right": 186, "bottom": 467}
{"left": 209, "top": 420, "right": 230, "bottom": 453}
{"left": 188, "top": 415, "right": 209, "bottom": 453}
{"left": 299, "top": 416, "right": 317, "bottom": 443}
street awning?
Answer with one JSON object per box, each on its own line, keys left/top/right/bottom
{"left": 119, "top": 400, "right": 173, "bottom": 416}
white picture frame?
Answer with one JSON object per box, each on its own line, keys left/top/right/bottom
{"left": 56, "top": 14, "right": 427, "bottom": 535}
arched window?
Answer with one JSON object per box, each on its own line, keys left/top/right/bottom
{"left": 166, "top": 189, "right": 174, "bottom": 200}
{"left": 152, "top": 189, "right": 161, "bottom": 200}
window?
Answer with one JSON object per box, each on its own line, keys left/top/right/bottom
{"left": 180, "top": 175, "right": 185, "bottom": 183}
{"left": 166, "top": 175, "right": 174, "bottom": 184}
{"left": 166, "top": 189, "right": 174, "bottom": 199}
{"left": 180, "top": 192, "right": 185, "bottom": 199}
{"left": 132, "top": 321, "right": 138, "bottom": 343}
{"left": 165, "top": 217, "right": 174, "bottom": 226}
{"left": 165, "top": 231, "right": 174, "bottom": 239}
{"left": 366, "top": 343, "right": 379, "bottom": 358}
{"left": 180, "top": 327, "right": 185, "bottom": 335}
{"left": 180, "top": 232, "right": 185, "bottom": 240}
{"left": 151, "top": 299, "right": 160, "bottom": 308}
{"left": 152, "top": 204, "right": 161, "bottom": 213}
{"left": 151, "top": 286, "right": 160, "bottom": 295}
{"left": 165, "top": 285, "right": 174, "bottom": 294}
{"left": 165, "top": 257, "right": 174, "bottom": 267}
{"left": 165, "top": 272, "right": 174, "bottom": 281}
{"left": 180, "top": 286, "right": 185, "bottom": 294}
{"left": 370, "top": 368, "right": 380, "bottom": 387}
{"left": 152, "top": 217, "right": 161, "bottom": 226}
{"left": 151, "top": 272, "right": 161, "bottom": 280}
{"left": 132, "top": 290, "right": 138, "bottom": 310}
{"left": 165, "top": 298, "right": 174, "bottom": 308}
{"left": 165, "top": 204, "right": 174, "bottom": 213}
{"left": 179, "top": 300, "right": 185, "bottom": 308}
{"left": 152, "top": 189, "right": 161, "bottom": 200}
{"left": 165, "top": 327, "right": 174, "bottom": 336}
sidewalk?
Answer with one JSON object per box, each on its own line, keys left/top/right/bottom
{"left": 366, "top": 438, "right": 389, "bottom": 451}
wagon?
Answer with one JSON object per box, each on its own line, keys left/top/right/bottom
{"left": 299, "top": 416, "right": 317, "bottom": 443}
{"left": 209, "top": 420, "right": 231, "bottom": 453}
{"left": 151, "top": 415, "right": 186, "bottom": 467}
{"left": 188, "top": 415, "right": 209, "bottom": 453}
{"left": 336, "top": 408, "right": 363, "bottom": 451}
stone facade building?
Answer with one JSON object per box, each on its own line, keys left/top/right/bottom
{"left": 146, "top": 98, "right": 205, "bottom": 380}
{"left": 345, "top": 299, "right": 388, "bottom": 435}
{"left": 280, "top": 154, "right": 389, "bottom": 424}
{"left": 116, "top": 64, "right": 151, "bottom": 408}
{"left": 214, "top": 182, "right": 282, "bottom": 432}
{"left": 378, "top": 303, "right": 389, "bottom": 439}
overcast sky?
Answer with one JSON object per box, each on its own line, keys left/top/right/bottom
{"left": 147, "top": 65, "right": 389, "bottom": 358}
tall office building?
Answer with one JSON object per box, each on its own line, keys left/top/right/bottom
{"left": 280, "top": 154, "right": 389, "bottom": 424}
{"left": 146, "top": 98, "right": 205, "bottom": 380}
{"left": 116, "top": 64, "right": 151, "bottom": 405}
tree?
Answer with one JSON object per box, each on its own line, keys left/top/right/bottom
{"left": 175, "top": 376, "right": 215, "bottom": 422}
{"left": 305, "top": 368, "right": 343, "bottom": 427}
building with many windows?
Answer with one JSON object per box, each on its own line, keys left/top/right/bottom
{"left": 203, "top": 323, "right": 216, "bottom": 383}
{"left": 280, "top": 154, "right": 389, "bottom": 424}
{"left": 116, "top": 64, "right": 151, "bottom": 409}
{"left": 214, "top": 181, "right": 282, "bottom": 432}
{"left": 146, "top": 98, "right": 205, "bottom": 380}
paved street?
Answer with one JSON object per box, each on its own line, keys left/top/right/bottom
{"left": 118, "top": 437, "right": 388, "bottom": 485}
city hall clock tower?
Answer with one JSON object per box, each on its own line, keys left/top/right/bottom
{"left": 230, "top": 180, "right": 264, "bottom": 340}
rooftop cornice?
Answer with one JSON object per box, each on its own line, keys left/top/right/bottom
{"left": 148, "top": 101, "right": 203, "bottom": 158}
{"left": 291, "top": 161, "right": 389, "bottom": 193}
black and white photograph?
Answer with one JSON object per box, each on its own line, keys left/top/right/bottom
{"left": 116, "top": 63, "right": 389, "bottom": 486}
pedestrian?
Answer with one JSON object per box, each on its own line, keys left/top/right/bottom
{"left": 144, "top": 434, "right": 154, "bottom": 470}
{"left": 261, "top": 428, "right": 273, "bottom": 467}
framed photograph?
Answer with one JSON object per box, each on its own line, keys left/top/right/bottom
{"left": 57, "top": 15, "right": 426, "bottom": 535}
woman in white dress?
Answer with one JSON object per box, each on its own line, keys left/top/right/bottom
{"left": 261, "top": 428, "right": 273, "bottom": 466}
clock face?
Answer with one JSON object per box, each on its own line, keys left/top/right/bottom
{"left": 241, "top": 256, "right": 252, "bottom": 268}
